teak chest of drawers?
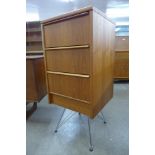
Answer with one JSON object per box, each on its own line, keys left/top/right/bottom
{"left": 41, "top": 6, "right": 115, "bottom": 118}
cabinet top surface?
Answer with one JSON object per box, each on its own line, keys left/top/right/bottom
{"left": 41, "top": 6, "right": 115, "bottom": 25}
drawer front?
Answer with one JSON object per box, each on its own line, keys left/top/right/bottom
{"left": 47, "top": 74, "right": 90, "bottom": 102}
{"left": 43, "top": 14, "right": 90, "bottom": 47}
{"left": 49, "top": 94, "right": 92, "bottom": 117}
{"left": 46, "top": 48, "right": 90, "bottom": 74}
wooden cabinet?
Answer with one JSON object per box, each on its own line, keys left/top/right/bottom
{"left": 26, "top": 21, "right": 43, "bottom": 54}
{"left": 26, "top": 55, "right": 47, "bottom": 102}
{"left": 114, "top": 36, "right": 129, "bottom": 80}
{"left": 41, "top": 6, "right": 115, "bottom": 118}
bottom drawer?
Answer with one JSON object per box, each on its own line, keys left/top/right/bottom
{"left": 47, "top": 73, "right": 90, "bottom": 102}
{"left": 49, "top": 94, "right": 93, "bottom": 117}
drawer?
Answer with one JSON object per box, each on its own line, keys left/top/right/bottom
{"left": 49, "top": 93, "right": 92, "bottom": 117}
{"left": 43, "top": 13, "right": 90, "bottom": 47}
{"left": 47, "top": 74, "right": 90, "bottom": 102}
{"left": 45, "top": 48, "right": 90, "bottom": 74}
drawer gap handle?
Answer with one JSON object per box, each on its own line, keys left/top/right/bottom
{"left": 42, "top": 12, "right": 89, "bottom": 25}
{"left": 45, "top": 45, "right": 89, "bottom": 50}
{"left": 47, "top": 71, "right": 90, "bottom": 78}
{"left": 50, "top": 92, "right": 90, "bottom": 104}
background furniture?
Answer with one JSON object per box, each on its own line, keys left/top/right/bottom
{"left": 41, "top": 6, "right": 115, "bottom": 119}
{"left": 26, "top": 21, "right": 43, "bottom": 55}
{"left": 26, "top": 55, "right": 47, "bottom": 118}
{"left": 114, "top": 36, "right": 129, "bottom": 80}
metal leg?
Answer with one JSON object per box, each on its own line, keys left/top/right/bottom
{"left": 88, "top": 118, "right": 93, "bottom": 152}
{"left": 54, "top": 108, "right": 65, "bottom": 133}
{"left": 54, "top": 108, "right": 107, "bottom": 151}
{"left": 57, "top": 112, "right": 75, "bottom": 129}
{"left": 100, "top": 111, "right": 107, "bottom": 124}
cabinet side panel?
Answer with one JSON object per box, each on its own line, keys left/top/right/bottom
{"left": 92, "top": 11, "right": 115, "bottom": 117}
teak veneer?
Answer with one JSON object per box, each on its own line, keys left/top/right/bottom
{"left": 41, "top": 6, "right": 115, "bottom": 118}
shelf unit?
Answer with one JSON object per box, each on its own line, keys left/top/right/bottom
{"left": 26, "top": 21, "right": 43, "bottom": 54}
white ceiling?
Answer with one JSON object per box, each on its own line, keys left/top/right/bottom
{"left": 26, "top": 0, "right": 129, "bottom": 26}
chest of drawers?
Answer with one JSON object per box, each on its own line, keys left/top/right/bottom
{"left": 41, "top": 6, "right": 115, "bottom": 118}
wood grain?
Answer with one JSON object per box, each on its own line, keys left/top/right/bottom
{"left": 47, "top": 71, "right": 90, "bottom": 78}
{"left": 45, "top": 48, "right": 90, "bottom": 74}
{"left": 49, "top": 94, "right": 93, "bottom": 117}
{"left": 42, "top": 7, "right": 115, "bottom": 118}
{"left": 91, "top": 11, "right": 115, "bottom": 117}
{"left": 47, "top": 74, "right": 90, "bottom": 102}
{"left": 45, "top": 45, "right": 89, "bottom": 50}
{"left": 41, "top": 6, "right": 114, "bottom": 25}
{"left": 49, "top": 92, "right": 90, "bottom": 104}
{"left": 43, "top": 14, "right": 90, "bottom": 47}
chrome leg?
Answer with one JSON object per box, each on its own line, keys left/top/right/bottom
{"left": 100, "top": 111, "right": 107, "bottom": 124}
{"left": 54, "top": 108, "right": 65, "bottom": 133}
{"left": 88, "top": 118, "right": 93, "bottom": 152}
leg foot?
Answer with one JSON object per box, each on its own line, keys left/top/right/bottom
{"left": 54, "top": 109, "right": 65, "bottom": 133}
{"left": 89, "top": 146, "right": 93, "bottom": 152}
{"left": 100, "top": 111, "right": 107, "bottom": 124}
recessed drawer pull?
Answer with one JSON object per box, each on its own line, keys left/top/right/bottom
{"left": 45, "top": 45, "right": 89, "bottom": 50}
{"left": 49, "top": 92, "right": 90, "bottom": 104}
{"left": 47, "top": 71, "right": 90, "bottom": 78}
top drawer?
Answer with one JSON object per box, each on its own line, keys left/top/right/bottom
{"left": 43, "top": 13, "right": 90, "bottom": 48}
